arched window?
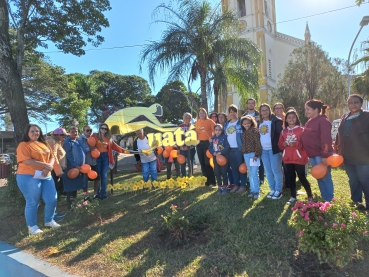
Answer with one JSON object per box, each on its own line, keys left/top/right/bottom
{"left": 237, "top": 0, "right": 246, "bottom": 17}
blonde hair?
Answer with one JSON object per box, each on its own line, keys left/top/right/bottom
{"left": 183, "top": 112, "right": 192, "bottom": 121}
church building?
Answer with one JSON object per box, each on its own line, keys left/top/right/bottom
{"left": 221, "top": 0, "right": 310, "bottom": 111}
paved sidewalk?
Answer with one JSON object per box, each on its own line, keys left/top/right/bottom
{"left": 0, "top": 241, "right": 78, "bottom": 277}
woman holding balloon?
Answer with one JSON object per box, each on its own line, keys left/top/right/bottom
{"left": 63, "top": 126, "right": 86, "bottom": 208}
{"left": 209, "top": 124, "right": 230, "bottom": 194}
{"left": 301, "top": 99, "right": 334, "bottom": 201}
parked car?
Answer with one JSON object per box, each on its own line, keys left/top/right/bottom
{"left": 331, "top": 119, "right": 341, "bottom": 141}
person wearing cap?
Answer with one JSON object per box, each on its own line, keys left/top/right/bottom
{"left": 45, "top": 128, "right": 67, "bottom": 197}
{"left": 78, "top": 125, "right": 100, "bottom": 200}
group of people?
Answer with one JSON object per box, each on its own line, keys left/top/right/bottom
{"left": 16, "top": 123, "right": 123, "bottom": 234}
{"left": 15, "top": 93, "right": 369, "bottom": 235}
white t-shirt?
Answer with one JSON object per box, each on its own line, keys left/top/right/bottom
{"left": 259, "top": 120, "right": 272, "bottom": 150}
{"left": 226, "top": 121, "right": 238, "bottom": 148}
{"left": 137, "top": 137, "right": 156, "bottom": 163}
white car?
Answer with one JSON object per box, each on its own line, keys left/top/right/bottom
{"left": 331, "top": 119, "right": 341, "bottom": 141}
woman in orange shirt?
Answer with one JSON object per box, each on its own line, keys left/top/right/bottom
{"left": 195, "top": 108, "right": 216, "bottom": 187}
{"left": 16, "top": 124, "right": 61, "bottom": 235}
{"left": 91, "top": 123, "right": 123, "bottom": 199}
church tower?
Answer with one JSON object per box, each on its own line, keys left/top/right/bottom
{"left": 305, "top": 22, "right": 311, "bottom": 43}
{"left": 221, "top": 0, "right": 305, "bottom": 112}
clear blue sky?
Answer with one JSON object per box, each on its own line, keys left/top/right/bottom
{"left": 35, "top": 0, "right": 369, "bottom": 132}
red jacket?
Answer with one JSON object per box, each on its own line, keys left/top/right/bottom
{"left": 301, "top": 115, "right": 333, "bottom": 158}
{"left": 278, "top": 126, "right": 308, "bottom": 165}
{"left": 91, "top": 133, "right": 123, "bottom": 164}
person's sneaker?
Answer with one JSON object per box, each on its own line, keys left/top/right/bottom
{"left": 286, "top": 197, "right": 296, "bottom": 205}
{"left": 54, "top": 216, "right": 64, "bottom": 223}
{"left": 93, "top": 194, "right": 101, "bottom": 200}
{"left": 253, "top": 193, "right": 260, "bottom": 199}
{"left": 236, "top": 186, "right": 246, "bottom": 194}
{"left": 267, "top": 190, "right": 275, "bottom": 198}
{"left": 230, "top": 185, "right": 239, "bottom": 193}
{"left": 247, "top": 192, "right": 255, "bottom": 198}
{"left": 84, "top": 196, "right": 90, "bottom": 201}
{"left": 227, "top": 184, "right": 235, "bottom": 190}
{"left": 272, "top": 190, "right": 283, "bottom": 200}
{"left": 45, "top": 220, "right": 61, "bottom": 228}
{"left": 28, "top": 225, "right": 43, "bottom": 235}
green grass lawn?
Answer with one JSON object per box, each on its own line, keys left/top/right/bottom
{"left": 0, "top": 168, "right": 368, "bottom": 277}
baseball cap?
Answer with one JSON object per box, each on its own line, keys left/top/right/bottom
{"left": 53, "top": 128, "right": 69, "bottom": 135}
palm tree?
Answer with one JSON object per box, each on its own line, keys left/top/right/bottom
{"left": 140, "top": 0, "right": 261, "bottom": 112}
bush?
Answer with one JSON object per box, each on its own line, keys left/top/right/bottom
{"left": 161, "top": 204, "right": 190, "bottom": 243}
{"left": 3, "top": 156, "right": 25, "bottom": 208}
{"left": 289, "top": 198, "right": 369, "bottom": 267}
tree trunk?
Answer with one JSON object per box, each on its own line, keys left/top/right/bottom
{"left": 0, "top": 0, "right": 30, "bottom": 144}
{"left": 199, "top": 69, "right": 208, "bottom": 111}
{"left": 213, "top": 83, "right": 219, "bottom": 113}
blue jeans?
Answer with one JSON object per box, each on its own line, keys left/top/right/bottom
{"left": 229, "top": 148, "right": 247, "bottom": 187}
{"left": 180, "top": 148, "right": 196, "bottom": 177}
{"left": 142, "top": 160, "right": 158, "bottom": 182}
{"left": 16, "top": 174, "right": 57, "bottom": 227}
{"left": 96, "top": 152, "right": 109, "bottom": 197}
{"left": 309, "top": 155, "right": 334, "bottom": 201}
{"left": 261, "top": 149, "right": 283, "bottom": 192}
{"left": 244, "top": 153, "right": 260, "bottom": 193}
{"left": 344, "top": 163, "right": 369, "bottom": 204}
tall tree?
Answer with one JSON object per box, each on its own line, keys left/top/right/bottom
{"left": 273, "top": 42, "right": 347, "bottom": 123}
{"left": 0, "top": 0, "right": 111, "bottom": 143}
{"left": 74, "top": 71, "right": 155, "bottom": 123}
{"left": 155, "top": 80, "right": 200, "bottom": 124}
{"left": 140, "top": 0, "right": 261, "bottom": 112}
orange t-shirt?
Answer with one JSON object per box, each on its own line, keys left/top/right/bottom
{"left": 195, "top": 119, "right": 215, "bottom": 140}
{"left": 17, "top": 141, "right": 53, "bottom": 175}
{"left": 96, "top": 137, "right": 109, "bottom": 153}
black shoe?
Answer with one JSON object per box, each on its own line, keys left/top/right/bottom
{"left": 93, "top": 194, "right": 101, "bottom": 200}
{"left": 101, "top": 195, "right": 108, "bottom": 200}
{"left": 84, "top": 196, "right": 91, "bottom": 201}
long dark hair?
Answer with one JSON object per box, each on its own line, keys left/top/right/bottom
{"left": 284, "top": 110, "right": 301, "bottom": 127}
{"left": 305, "top": 99, "right": 329, "bottom": 115}
{"left": 259, "top": 103, "right": 272, "bottom": 123}
{"left": 240, "top": 115, "right": 257, "bottom": 131}
{"left": 98, "top": 123, "right": 111, "bottom": 141}
{"left": 21, "top": 124, "right": 47, "bottom": 145}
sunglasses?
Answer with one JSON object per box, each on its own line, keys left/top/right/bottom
{"left": 85, "top": 129, "right": 92, "bottom": 132}
{"left": 100, "top": 127, "right": 108, "bottom": 130}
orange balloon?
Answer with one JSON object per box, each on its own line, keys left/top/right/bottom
{"left": 163, "top": 150, "right": 170, "bottom": 158}
{"left": 157, "top": 147, "right": 163, "bottom": 155}
{"left": 239, "top": 163, "right": 248, "bottom": 173}
{"left": 91, "top": 148, "right": 100, "bottom": 158}
{"left": 327, "top": 154, "right": 344, "bottom": 167}
{"left": 87, "top": 136, "right": 96, "bottom": 147}
{"left": 311, "top": 164, "right": 328, "bottom": 179}
{"left": 216, "top": 155, "right": 227, "bottom": 166}
{"left": 88, "top": 170, "right": 98, "bottom": 180}
{"left": 67, "top": 168, "right": 79, "bottom": 179}
{"left": 170, "top": 150, "right": 178, "bottom": 158}
{"left": 80, "top": 164, "right": 91, "bottom": 173}
{"left": 206, "top": 150, "right": 212, "bottom": 159}
{"left": 209, "top": 158, "right": 214, "bottom": 168}
{"left": 165, "top": 146, "right": 173, "bottom": 153}
{"left": 177, "top": 154, "right": 186, "bottom": 164}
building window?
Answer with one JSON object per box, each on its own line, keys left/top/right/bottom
{"left": 267, "top": 21, "right": 272, "bottom": 33}
{"left": 237, "top": 0, "right": 246, "bottom": 17}
{"left": 268, "top": 59, "right": 272, "bottom": 78}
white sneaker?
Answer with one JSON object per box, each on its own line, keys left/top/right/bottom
{"left": 28, "top": 225, "right": 43, "bottom": 235}
{"left": 272, "top": 190, "right": 282, "bottom": 200}
{"left": 286, "top": 197, "right": 296, "bottom": 205}
{"left": 267, "top": 190, "right": 275, "bottom": 198}
{"left": 45, "top": 220, "right": 61, "bottom": 228}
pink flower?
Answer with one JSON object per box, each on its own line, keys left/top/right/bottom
{"left": 170, "top": 204, "right": 178, "bottom": 210}
{"left": 340, "top": 223, "right": 346, "bottom": 228}
{"left": 318, "top": 216, "right": 323, "bottom": 220}
{"left": 363, "top": 231, "right": 368, "bottom": 235}
{"left": 324, "top": 222, "right": 328, "bottom": 227}
{"left": 300, "top": 212, "right": 305, "bottom": 217}
{"left": 352, "top": 212, "right": 358, "bottom": 218}
{"left": 77, "top": 204, "right": 82, "bottom": 207}
{"left": 83, "top": 201, "right": 88, "bottom": 205}
{"left": 332, "top": 223, "right": 338, "bottom": 229}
